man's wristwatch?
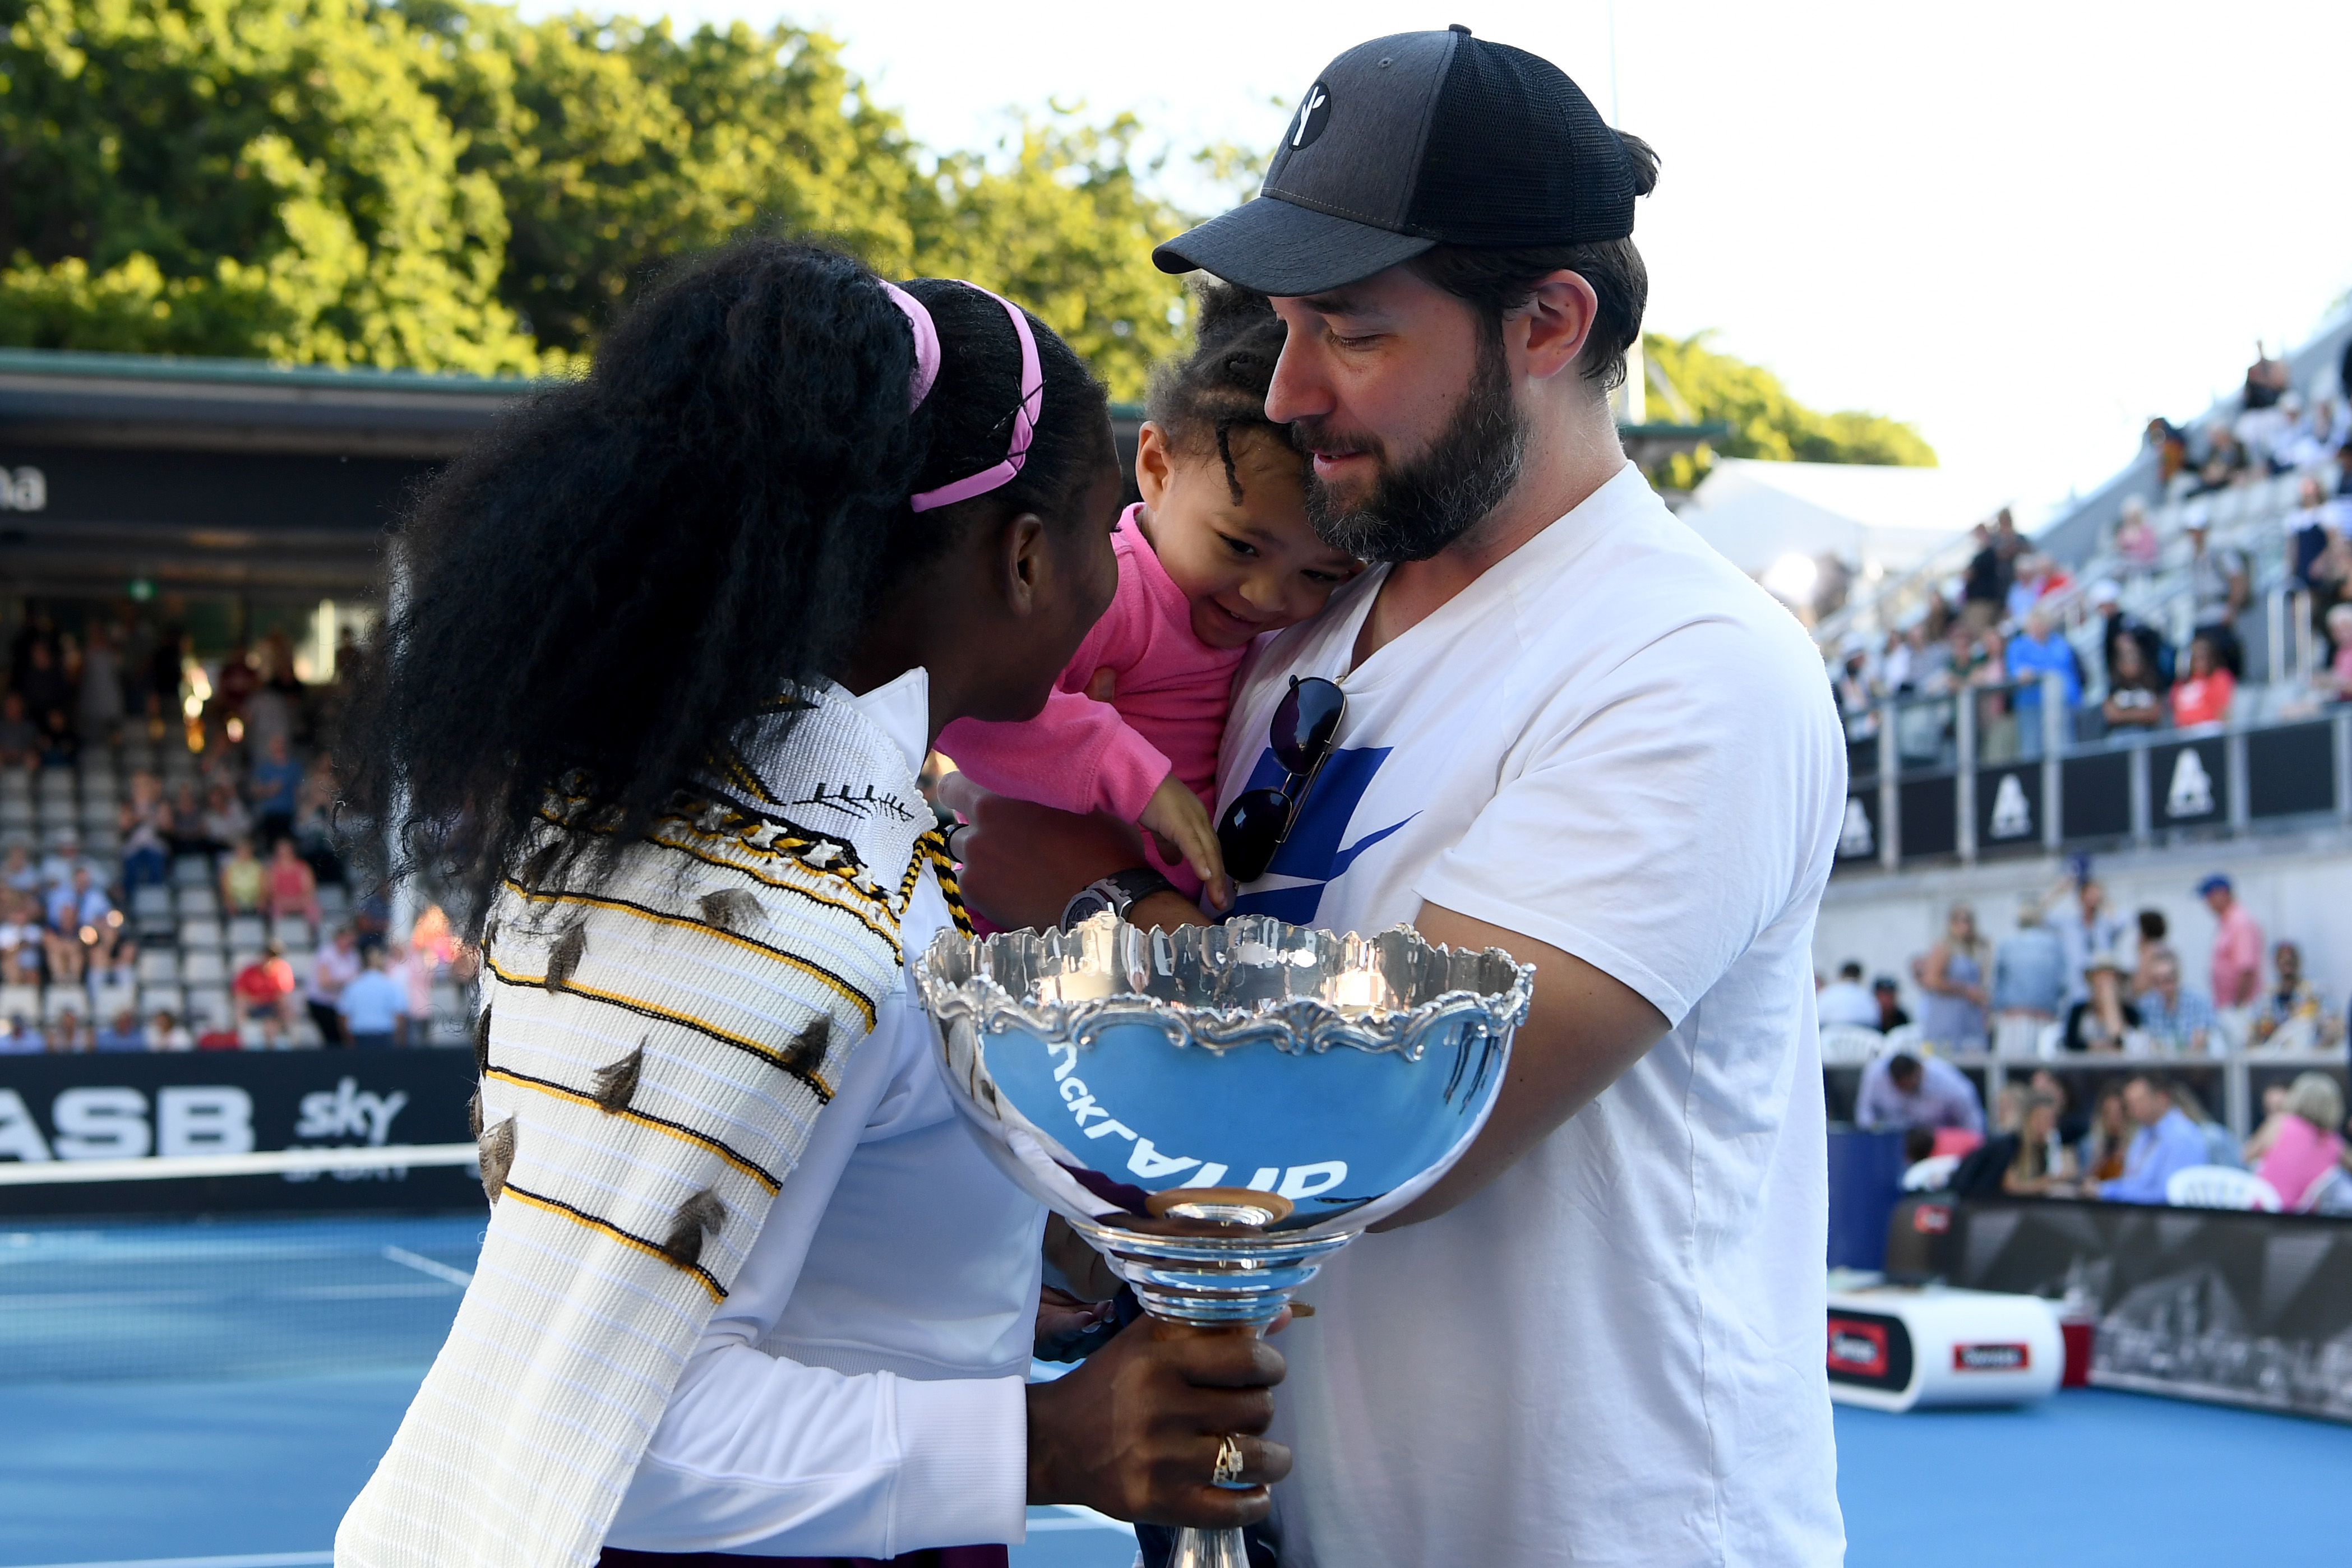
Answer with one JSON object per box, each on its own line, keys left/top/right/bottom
{"left": 1060, "top": 868, "right": 1177, "bottom": 931}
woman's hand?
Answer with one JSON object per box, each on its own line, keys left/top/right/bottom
{"left": 1035, "top": 1285, "right": 1119, "bottom": 1362}
{"left": 1025, "top": 1316, "right": 1290, "bottom": 1528}
{"left": 935, "top": 773, "right": 1152, "bottom": 931}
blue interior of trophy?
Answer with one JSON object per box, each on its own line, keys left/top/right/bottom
{"left": 918, "top": 917, "right": 1527, "bottom": 1234}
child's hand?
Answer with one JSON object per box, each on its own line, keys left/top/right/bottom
{"left": 1140, "top": 773, "right": 1232, "bottom": 911}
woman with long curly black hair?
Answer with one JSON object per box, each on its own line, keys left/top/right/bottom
{"left": 336, "top": 240, "right": 1288, "bottom": 1568}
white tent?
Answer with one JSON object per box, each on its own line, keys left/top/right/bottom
{"left": 1676, "top": 459, "right": 2011, "bottom": 580}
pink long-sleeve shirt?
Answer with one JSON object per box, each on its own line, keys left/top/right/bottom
{"left": 941, "top": 505, "right": 1243, "bottom": 898}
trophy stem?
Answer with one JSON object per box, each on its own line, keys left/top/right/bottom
{"left": 1167, "top": 1525, "right": 1251, "bottom": 1568}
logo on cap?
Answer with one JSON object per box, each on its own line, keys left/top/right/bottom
{"left": 1290, "top": 82, "right": 1332, "bottom": 149}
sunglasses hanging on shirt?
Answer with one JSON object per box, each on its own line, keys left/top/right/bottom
{"left": 1215, "top": 676, "right": 1346, "bottom": 885}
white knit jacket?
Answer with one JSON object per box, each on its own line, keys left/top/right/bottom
{"left": 338, "top": 692, "right": 964, "bottom": 1568}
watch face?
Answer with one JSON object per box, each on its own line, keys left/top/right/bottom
{"left": 1061, "top": 891, "right": 1114, "bottom": 930}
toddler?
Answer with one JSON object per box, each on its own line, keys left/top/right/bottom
{"left": 939, "top": 284, "right": 1361, "bottom": 908}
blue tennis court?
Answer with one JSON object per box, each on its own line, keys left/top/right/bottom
{"left": 4, "top": 1214, "right": 2349, "bottom": 1567}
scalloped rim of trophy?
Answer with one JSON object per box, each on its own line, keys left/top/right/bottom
{"left": 912, "top": 913, "right": 1533, "bottom": 1050}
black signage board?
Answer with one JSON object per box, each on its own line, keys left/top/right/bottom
{"left": 1943, "top": 1198, "right": 2352, "bottom": 1423}
{"left": 2060, "top": 749, "right": 2133, "bottom": 840}
{"left": 1974, "top": 764, "right": 2043, "bottom": 853}
{"left": 2149, "top": 737, "right": 2228, "bottom": 828}
{"left": 1835, "top": 789, "right": 1880, "bottom": 862}
{"left": 1845, "top": 739, "right": 1878, "bottom": 789}
{"left": 2247, "top": 721, "right": 2335, "bottom": 820}
{"left": 1897, "top": 774, "right": 1957, "bottom": 859}
{"left": 0, "top": 1050, "right": 480, "bottom": 1218}
{"left": 0, "top": 444, "right": 432, "bottom": 535}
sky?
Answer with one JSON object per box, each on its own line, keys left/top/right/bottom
{"left": 523, "top": 0, "right": 2352, "bottom": 528}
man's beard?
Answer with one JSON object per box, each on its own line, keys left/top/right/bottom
{"left": 1296, "top": 326, "right": 1527, "bottom": 564}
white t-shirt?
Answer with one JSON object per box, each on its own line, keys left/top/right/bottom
{"left": 1214, "top": 463, "right": 1846, "bottom": 1567}
{"left": 1816, "top": 978, "right": 1880, "bottom": 1029}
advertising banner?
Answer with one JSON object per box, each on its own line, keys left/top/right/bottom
{"left": 0, "top": 1050, "right": 480, "bottom": 1217}
{"left": 1943, "top": 1197, "right": 2352, "bottom": 1423}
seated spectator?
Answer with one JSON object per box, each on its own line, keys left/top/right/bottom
{"left": 2110, "top": 499, "right": 2159, "bottom": 570}
{"left": 266, "top": 837, "right": 320, "bottom": 924}
{"left": 45, "top": 1008, "right": 85, "bottom": 1053}
{"left": 2097, "top": 1074, "right": 2208, "bottom": 1203}
{"left": 2085, "top": 1087, "right": 2132, "bottom": 1183}
{"left": 118, "top": 771, "right": 172, "bottom": 890}
{"left": 2030, "top": 1067, "right": 2089, "bottom": 1151}
{"left": 2132, "top": 907, "right": 2173, "bottom": 993}
{"left": 218, "top": 838, "right": 265, "bottom": 916}
{"left": 1954, "top": 1090, "right": 2077, "bottom": 1198}
{"left": 2254, "top": 1072, "right": 2348, "bottom": 1211}
{"left": 2145, "top": 417, "right": 2188, "bottom": 485}
{"left": 2136, "top": 950, "right": 2218, "bottom": 1053}
{"left": 85, "top": 919, "right": 136, "bottom": 994}
{"left": 2171, "top": 1081, "right": 2242, "bottom": 1168}
{"left": 1818, "top": 961, "right": 1879, "bottom": 1028}
{"left": 2319, "top": 604, "right": 2352, "bottom": 702}
{"left": 0, "top": 891, "right": 39, "bottom": 986}
{"left": 147, "top": 1009, "right": 193, "bottom": 1052}
{"left": 94, "top": 1009, "right": 145, "bottom": 1053}
{"left": 1991, "top": 893, "right": 2068, "bottom": 1025}
{"left": 39, "top": 921, "right": 82, "bottom": 987}
{"left": 2284, "top": 474, "right": 2343, "bottom": 591}
{"left": 0, "top": 693, "right": 36, "bottom": 767}
{"left": 163, "top": 778, "right": 211, "bottom": 856}
{"left": 337, "top": 946, "right": 405, "bottom": 1049}
{"left": 2169, "top": 635, "right": 2234, "bottom": 727}
{"left": 45, "top": 865, "right": 110, "bottom": 939}
{"left": 0, "top": 844, "right": 35, "bottom": 896}
{"left": 2063, "top": 951, "right": 2141, "bottom": 1052}
{"left": 0, "top": 1012, "right": 39, "bottom": 1053}
{"left": 2251, "top": 940, "right": 2340, "bottom": 1049}
{"left": 247, "top": 733, "right": 303, "bottom": 846}
{"left": 1856, "top": 1051, "right": 1987, "bottom": 1134}
{"left": 1872, "top": 975, "right": 1911, "bottom": 1031}
{"left": 2004, "top": 610, "right": 2080, "bottom": 756}
{"left": 232, "top": 941, "right": 297, "bottom": 1046}
{"left": 2101, "top": 635, "right": 2165, "bottom": 730}
{"left": 202, "top": 781, "right": 252, "bottom": 852}
{"left": 39, "top": 830, "right": 96, "bottom": 894}
{"left": 292, "top": 764, "right": 344, "bottom": 886}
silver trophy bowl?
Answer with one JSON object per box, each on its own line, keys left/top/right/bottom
{"left": 914, "top": 914, "right": 1530, "bottom": 1567}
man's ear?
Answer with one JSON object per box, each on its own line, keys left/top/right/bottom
{"left": 1517, "top": 270, "right": 1601, "bottom": 383}
{"left": 1135, "top": 421, "right": 1175, "bottom": 508}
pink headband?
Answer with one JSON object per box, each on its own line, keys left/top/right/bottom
{"left": 879, "top": 279, "right": 1044, "bottom": 514}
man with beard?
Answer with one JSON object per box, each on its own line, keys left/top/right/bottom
{"left": 945, "top": 26, "right": 1845, "bottom": 1567}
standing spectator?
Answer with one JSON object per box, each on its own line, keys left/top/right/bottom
{"left": 2254, "top": 1073, "right": 2348, "bottom": 1211}
{"left": 2004, "top": 610, "right": 2080, "bottom": 757}
{"left": 2183, "top": 516, "right": 2248, "bottom": 677}
{"left": 2251, "top": 941, "right": 2339, "bottom": 1049}
{"left": 75, "top": 625, "right": 123, "bottom": 744}
{"left": 2169, "top": 635, "right": 2235, "bottom": 727}
{"left": 2097, "top": 1075, "right": 2210, "bottom": 1202}
{"left": 0, "top": 693, "right": 36, "bottom": 766}
{"left": 2318, "top": 603, "right": 2352, "bottom": 701}
{"left": 1856, "top": 1051, "right": 1986, "bottom": 1134}
{"left": 232, "top": 941, "right": 297, "bottom": 1047}
{"left": 1872, "top": 975, "right": 1911, "bottom": 1032}
{"left": 336, "top": 947, "right": 404, "bottom": 1050}
{"left": 17, "top": 640, "right": 71, "bottom": 733}
{"left": 247, "top": 733, "right": 303, "bottom": 846}
{"left": 1961, "top": 522, "right": 2007, "bottom": 630}
{"left": 1817, "top": 960, "right": 1879, "bottom": 1028}
{"left": 118, "top": 771, "right": 172, "bottom": 890}
{"left": 2199, "top": 873, "right": 2263, "bottom": 1011}
{"left": 2051, "top": 877, "right": 2128, "bottom": 1008}
{"left": 2092, "top": 580, "right": 2171, "bottom": 690}
{"left": 2137, "top": 950, "right": 2219, "bottom": 1053}
{"left": 265, "top": 838, "right": 320, "bottom": 924}
{"left": 305, "top": 924, "right": 361, "bottom": 1046}
{"left": 211, "top": 643, "right": 257, "bottom": 729}
{"left": 1991, "top": 894, "right": 2068, "bottom": 1025}
{"left": 94, "top": 1009, "right": 145, "bottom": 1052}
{"left": 2133, "top": 907, "right": 2175, "bottom": 994}
{"left": 147, "top": 1009, "right": 193, "bottom": 1051}
{"left": 218, "top": 838, "right": 266, "bottom": 917}
{"left": 1917, "top": 901, "right": 1990, "bottom": 1049}
{"left": 2101, "top": 635, "right": 2166, "bottom": 730}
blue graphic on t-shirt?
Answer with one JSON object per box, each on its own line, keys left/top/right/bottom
{"left": 1231, "top": 745, "right": 1416, "bottom": 925}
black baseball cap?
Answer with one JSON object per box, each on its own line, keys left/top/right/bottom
{"left": 1154, "top": 25, "right": 1642, "bottom": 297}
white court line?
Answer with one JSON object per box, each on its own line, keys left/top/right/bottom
{"left": 382, "top": 1245, "right": 474, "bottom": 1288}
{"left": 0, "top": 1144, "right": 478, "bottom": 1186}
{"left": 3, "top": 1553, "right": 333, "bottom": 1568}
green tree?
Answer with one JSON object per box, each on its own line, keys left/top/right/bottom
{"left": 0, "top": 0, "right": 542, "bottom": 372}
{"left": 1643, "top": 329, "right": 1934, "bottom": 491}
